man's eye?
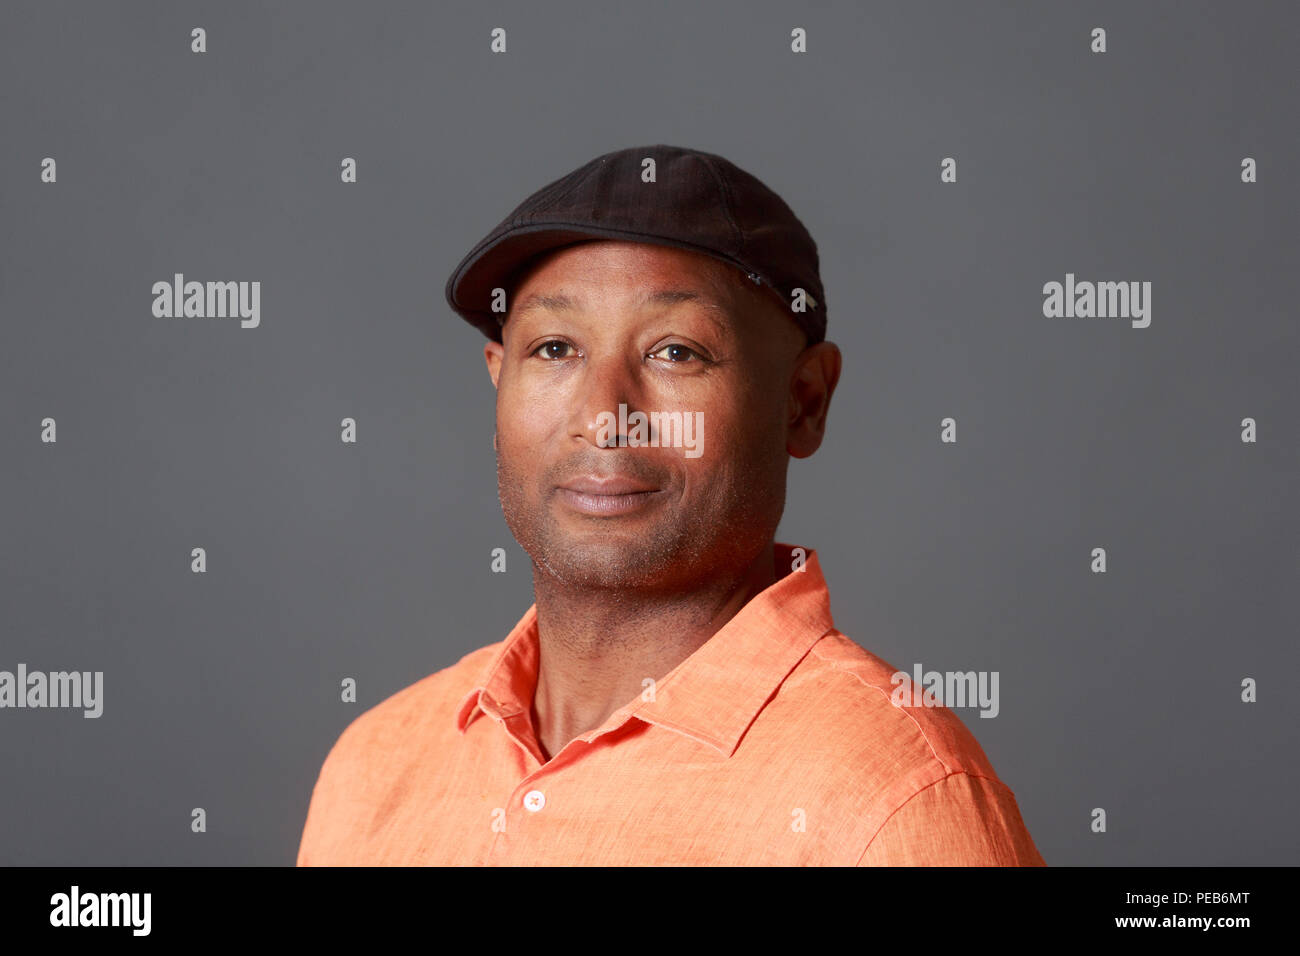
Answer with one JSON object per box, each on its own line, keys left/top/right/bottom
{"left": 650, "top": 343, "right": 700, "bottom": 363}
{"left": 533, "top": 340, "right": 575, "bottom": 359}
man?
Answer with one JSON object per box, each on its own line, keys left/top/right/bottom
{"left": 296, "top": 144, "right": 1045, "bottom": 865}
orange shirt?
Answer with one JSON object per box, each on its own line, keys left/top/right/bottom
{"left": 296, "top": 544, "right": 1045, "bottom": 865}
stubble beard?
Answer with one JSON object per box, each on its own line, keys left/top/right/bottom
{"left": 495, "top": 443, "right": 784, "bottom": 598}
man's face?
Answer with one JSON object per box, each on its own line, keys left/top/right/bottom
{"left": 483, "top": 240, "right": 816, "bottom": 594}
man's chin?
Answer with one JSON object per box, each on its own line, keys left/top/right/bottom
{"left": 532, "top": 532, "right": 687, "bottom": 590}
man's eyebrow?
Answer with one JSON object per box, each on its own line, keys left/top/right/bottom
{"left": 513, "top": 292, "right": 577, "bottom": 315}
{"left": 643, "top": 289, "right": 720, "bottom": 309}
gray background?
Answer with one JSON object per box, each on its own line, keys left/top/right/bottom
{"left": 1, "top": 0, "right": 1296, "bottom": 865}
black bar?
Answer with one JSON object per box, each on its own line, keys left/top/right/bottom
{"left": 0, "top": 865, "right": 1284, "bottom": 941}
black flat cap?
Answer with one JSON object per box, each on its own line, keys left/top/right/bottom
{"left": 444, "top": 144, "right": 827, "bottom": 344}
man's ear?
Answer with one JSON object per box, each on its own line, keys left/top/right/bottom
{"left": 787, "top": 341, "right": 842, "bottom": 459}
{"left": 484, "top": 340, "right": 504, "bottom": 389}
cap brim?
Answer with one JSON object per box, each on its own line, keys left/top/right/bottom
{"left": 444, "top": 223, "right": 766, "bottom": 343}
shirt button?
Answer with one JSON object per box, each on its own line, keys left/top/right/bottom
{"left": 523, "top": 789, "right": 546, "bottom": 812}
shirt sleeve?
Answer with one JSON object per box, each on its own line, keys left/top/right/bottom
{"left": 856, "top": 771, "right": 1046, "bottom": 866}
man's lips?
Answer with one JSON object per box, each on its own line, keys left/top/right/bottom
{"left": 558, "top": 475, "right": 659, "bottom": 495}
{"left": 554, "top": 475, "right": 665, "bottom": 516}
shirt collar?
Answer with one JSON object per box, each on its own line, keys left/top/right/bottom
{"left": 455, "top": 542, "right": 835, "bottom": 759}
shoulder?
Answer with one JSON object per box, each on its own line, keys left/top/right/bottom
{"left": 296, "top": 642, "right": 504, "bottom": 865}
{"left": 769, "top": 629, "right": 1007, "bottom": 793}
{"left": 773, "top": 630, "right": 1043, "bottom": 864}
{"left": 318, "top": 641, "right": 503, "bottom": 768}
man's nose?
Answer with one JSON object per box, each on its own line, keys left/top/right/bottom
{"left": 569, "top": 351, "right": 646, "bottom": 448}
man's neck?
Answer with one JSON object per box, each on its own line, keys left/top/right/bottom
{"left": 528, "top": 540, "right": 779, "bottom": 762}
